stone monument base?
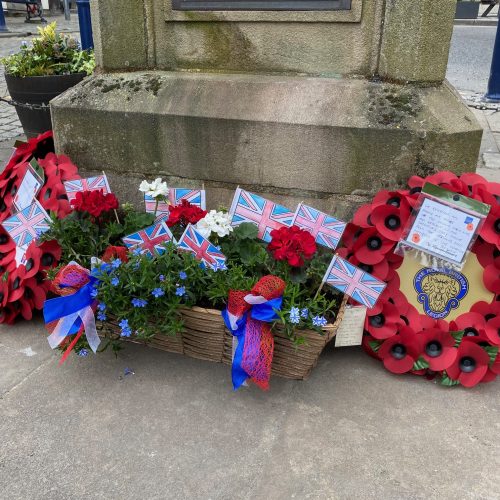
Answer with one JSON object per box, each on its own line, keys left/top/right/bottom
{"left": 51, "top": 71, "right": 481, "bottom": 219}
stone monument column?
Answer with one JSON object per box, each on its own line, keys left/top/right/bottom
{"left": 51, "top": 0, "right": 481, "bottom": 217}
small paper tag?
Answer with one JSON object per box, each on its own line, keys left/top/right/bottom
{"left": 15, "top": 245, "right": 28, "bottom": 266}
{"left": 335, "top": 305, "right": 367, "bottom": 348}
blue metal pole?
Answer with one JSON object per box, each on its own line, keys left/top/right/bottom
{"left": 0, "top": 3, "right": 8, "bottom": 33}
{"left": 76, "top": 0, "right": 93, "bottom": 50}
{"left": 486, "top": 16, "right": 500, "bottom": 101}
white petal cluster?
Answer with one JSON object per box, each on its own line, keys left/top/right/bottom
{"left": 196, "top": 210, "right": 234, "bottom": 239}
{"left": 138, "top": 178, "right": 169, "bottom": 199}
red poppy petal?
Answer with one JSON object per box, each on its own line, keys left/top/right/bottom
{"left": 459, "top": 365, "right": 488, "bottom": 388}
{"left": 383, "top": 355, "right": 415, "bottom": 374}
{"left": 425, "top": 346, "right": 458, "bottom": 372}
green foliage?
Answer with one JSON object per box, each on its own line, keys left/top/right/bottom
{"left": 440, "top": 373, "right": 461, "bottom": 387}
{"left": 1, "top": 23, "right": 95, "bottom": 77}
{"left": 412, "top": 357, "right": 430, "bottom": 371}
{"left": 451, "top": 330, "right": 464, "bottom": 347}
{"left": 484, "top": 346, "right": 499, "bottom": 366}
{"left": 369, "top": 340, "right": 382, "bottom": 353}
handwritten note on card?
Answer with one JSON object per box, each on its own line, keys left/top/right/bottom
{"left": 404, "top": 198, "right": 480, "bottom": 264}
{"left": 334, "top": 306, "right": 367, "bottom": 348}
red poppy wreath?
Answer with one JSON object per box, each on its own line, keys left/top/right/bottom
{"left": 339, "top": 171, "right": 500, "bottom": 388}
{"left": 0, "top": 132, "right": 80, "bottom": 324}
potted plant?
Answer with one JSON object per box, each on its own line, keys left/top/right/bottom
{"left": 1, "top": 22, "right": 95, "bottom": 137}
{"left": 456, "top": 0, "right": 481, "bottom": 19}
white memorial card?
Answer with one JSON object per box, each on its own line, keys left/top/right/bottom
{"left": 334, "top": 306, "right": 367, "bottom": 348}
{"left": 13, "top": 166, "right": 43, "bottom": 212}
{"left": 403, "top": 198, "right": 481, "bottom": 265}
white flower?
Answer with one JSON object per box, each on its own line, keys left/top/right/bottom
{"left": 138, "top": 178, "right": 169, "bottom": 199}
{"left": 195, "top": 210, "right": 233, "bottom": 239}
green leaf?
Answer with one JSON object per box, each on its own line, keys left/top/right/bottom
{"left": 451, "top": 330, "right": 464, "bottom": 347}
{"left": 440, "top": 373, "right": 461, "bottom": 387}
{"left": 369, "top": 340, "right": 382, "bottom": 353}
{"left": 412, "top": 356, "right": 430, "bottom": 371}
{"left": 484, "top": 346, "right": 499, "bottom": 365}
{"left": 233, "top": 223, "right": 258, "bottom": 240}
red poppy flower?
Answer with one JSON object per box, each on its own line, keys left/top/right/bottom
{"left": 38, "top": 177, "right": 72, "bottom": 217}
{"left": 268, "top": 225, "right": 317, "bottom": 267}
{"left": 365, "top": 301, "right": 404, "bottom": 339}
{"left": 0, "top": 228, "right": 15, "bottom": 254}
{"left": 371, "top": 204, "right": 410, "bottom": 242}
{"left": 480, "top": 205, "right": 500, "bottom": 248}
{"left": 0, "top": 279, "right": 9, "bottom": 307}
{"left": 471, "top": 300, "right": 500, "bottom": 322}
{"left": 473, "top": 237, "right": 499, "bottom": 268}
{"left": 419, "top": 328, "right": 457, "bottom": 371}
{"left": 352, "top": 228, "right": 395, "bottom": 264}
{"left": 483, "top": 262, "right": 500, "bottom": 294}
{"left": 38, "top": 240, "right": 62, "bottom": 270}
{"left": 348, "top": 255, "right": 391, "bottom": 281}
{"left": 22, "top": 242, "right": 42, "bottom": 279}
{"left": 340, "top": 224, "right": 362, "bottom": 249}
{"left": 0, "top": 304, "right": 17, "bottom": 325}
{"left": 102, "top": 245, "right": 129, "bottom": 263}
{"left": 450, "top": 312, "right": 487, "bottom": 340}
{"left": 362, "top": 333, "right": 382, "bottom": 360}
{"left": 484, "top": 316, "right": 500, "bottom": 346}
{"left": 7, "top": 266, "right": 26, "bottom": 303}
{"left": 378, "top": 327, "right": 421, "bottom": 374}
{"left": 22, "top": 276, "right": 46, "bottom": 311}
{"left": 352, "top": 204, "right": 373, "bottom": 228}
{"left": 408, "top": 171, "right": 458, "bottom": 190}
{"left": 481, "top": 369, "right": 497, "bottom": 384}
{"left": 166, "top": 200, "right": 207, "bottom": 227}
{"left": 446, "top": 342, "right": 491, "bottom": 387}
{"left": 38, "top": 153, "right": 79, "bottom": 182}
{"left": 0, "top": 249, "right": 16, "bottom": 275}
{"left": 460, "top": 172, "right": 489, "bottom": 189}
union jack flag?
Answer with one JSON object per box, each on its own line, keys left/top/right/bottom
{"left": 229, "top": 188, "right": 294, "bottom": 242}
{"left": 323, "top": 255, "right": 386, "bottom": 309}
{"left": 292, "top": 203, "right": 346, "bottom": 250}
{"left": 169, "top": 188, "right": 206, "bottom": 209}
{"left": 144, "top": 195, "right": 170, "bottom": 220}
{"left": 64, "top": 175, "right": 111, "bottom": 202}
{"left": 122, "top": 221, "right": 175, "bottom": 257}
{"left": 177, "top": 224, "right": 227, "bottom": 270}
{"left": 2, "top": 201, "right": 50, "bottom": 249}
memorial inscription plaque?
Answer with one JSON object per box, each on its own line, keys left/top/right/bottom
{"left": 172, "top": 0, "right": 351, "bottom": 10}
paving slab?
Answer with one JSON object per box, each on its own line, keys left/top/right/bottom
{"left": 0, "top": 319, "right": 499, "bottom": 500}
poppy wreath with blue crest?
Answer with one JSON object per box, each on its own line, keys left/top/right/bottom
{"left": 339, "top": 172, "right": 500, "bottom": 388}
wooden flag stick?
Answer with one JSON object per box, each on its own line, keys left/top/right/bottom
{"left": 314, "top": 280, "right": 325, "bottom": 301}
{"left": 103, "top": 170, "right": 120, "bottom": 223}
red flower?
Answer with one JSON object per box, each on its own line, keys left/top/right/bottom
{"left": 450, "top": 312, "right": 490, "bottom": 343}
{"left": 352, "top": 204, "right": 373, "bottom": 228}
{"left": 446, "top": 342, "right": 491, "bottom": 387}
{"left": 473, "top": 237, "right": 499, "bottom": 268}
{"left": 38, "top": 153, "right": 79, "bottom": 182}
{"left": 378, "top": 327, "right": 421, "bottom": 374}
{"left": 7, "top": 266, "right": 26, "bottom": 303}
{"left": 102, "top": 245, "right": 129, "bottom": 263}
{"left": 352, "top": 228, "right": 395, "bottom": 264}
{"left": 420, "top": 329, "right": 457, "bottom": 371}
{"left": 371, "top": 203, "right": 410, "bottom": 242}
{"left": 365, "top": 301, "right": 404, "bottom": 340}
{"left": 268, "top": 225, "right": 317, "bottom": 267}
{"left": 480, "top": 205, "right": 500, "bottom": 247}
{"left": 71, "top": 190, "right": 119, "bottom": 218}
{"left": 483, "top": 262, "right": 500, "bottom": 294}
{"left": 166, "top": 200, "right": 207, "bottom": 227}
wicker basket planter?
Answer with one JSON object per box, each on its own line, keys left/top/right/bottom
{"left": 99, "top": 299, "right": 346, "bottom": 380}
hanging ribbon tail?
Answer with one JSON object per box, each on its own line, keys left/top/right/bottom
{"left": 222, "top": 276, "right": 286, "bottom": 391}
{"left": 44, "top": 267, "right": 101, "bottom": 360}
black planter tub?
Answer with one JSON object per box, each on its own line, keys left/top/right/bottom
{"left": 5, "top": 73, "right": 86, "bottom": 138}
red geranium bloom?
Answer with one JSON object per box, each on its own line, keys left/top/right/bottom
{"left": 378, "top": 327, "right": 421, "bottom": 374}
{"left": 480, "top": 205, "right": 500, "bottom": 247}
{"left": 268, "top": 225, "right": 317, "bottom": 267}
{"left": 352, "top": 228, "right": 395, "bottom": 264}
{"left": 446, "top": 342, "right": 491, "bottom": 388}
{"left": 166, "top": 200, "right": 207, "bottom": 227}
{"left": 419, "top": 329, "right": 457, "bottom": 371}
{"left": 102, "top": 245, "right": 129, "bottom": 263}
{"left": 365, "top": 301, "right": 404, "bottom": 340}
{"left": 71, "top": 190, "right": 119, "bottom": 218}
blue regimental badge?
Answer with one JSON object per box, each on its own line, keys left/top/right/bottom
{"left": 414, "top": 268, "right": 469, "bottom": 319}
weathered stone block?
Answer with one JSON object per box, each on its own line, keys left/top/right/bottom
{"left": 51, "top": 72, "right": 482, "bottom": 218}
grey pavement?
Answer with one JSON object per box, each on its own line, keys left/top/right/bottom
{"left": 1, "top": 319, "right": 500, "bottom": 500}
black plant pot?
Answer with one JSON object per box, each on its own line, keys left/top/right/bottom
{"left": 5, "top": 73, "right": 86, "bottom": 138}
{"left": 455, "top": 2, "right": 481, "bottom": 19}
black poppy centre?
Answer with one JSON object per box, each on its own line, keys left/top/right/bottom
{"left": 425, "top": 340, "right": 442, "bottom": 358}
{"left": 459, "top": 356, "right": 476, "bottom": 373}
{"left": 391, "top": 343, "right": 407, "bottom": 360}
{"left": 367, "top": 236, "right": 383, "bottom": 251}
{"left": 384, "top": 215, "right": 401, "bottom": 230}
{"left": 369, "top": 314, "right": 385, "bottom": 328}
